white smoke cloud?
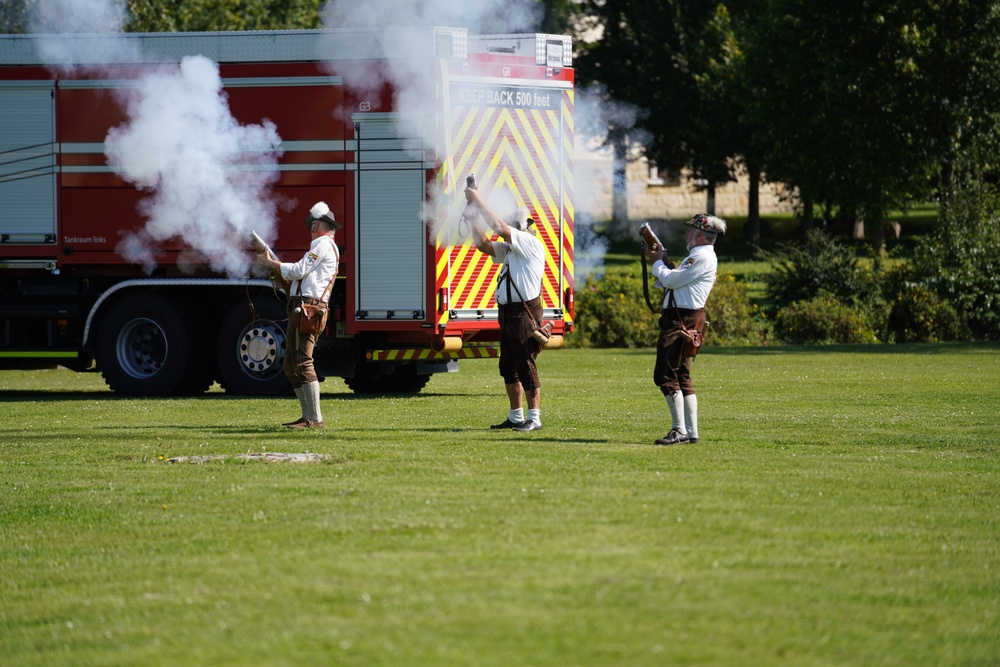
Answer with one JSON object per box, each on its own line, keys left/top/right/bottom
{"left": 106, "top": 56, "right": 283, "bottom": 276}
{"left": 318, "top": 0, "right": 635, "bottom": 284}
{"left": 27, "top": 0, "right": 139, "bottom": 65}
{"left": 323, "top": 0, "right": 540, "bottom": 35}
{"left": 570, "top": 85, "right": 651, "bottom": 280}
{"left": 27, "top": 0, "right": 283, "bottom": 277}
{"left": 320, "top": 0, "right": 543, "bottom": 246}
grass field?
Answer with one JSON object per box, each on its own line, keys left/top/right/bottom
{"left": 2, "top": 345, "right": 998, "bottom": 666}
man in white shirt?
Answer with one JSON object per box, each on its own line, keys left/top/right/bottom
{"left": 646, "top": 213, "right": 726, "bottom": 445}
{"left": 256, "top": 202, "right": 340, "bottom": 429}
{"left": 465, "top": 187, "right": 547, "bottom": 432}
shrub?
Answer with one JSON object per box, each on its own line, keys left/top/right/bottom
{"left": 705, "top": 272, "right": 770, "bottom": 346}
{"left": 764, "top": 228, "right": 879, "bottom": 310}
{"left": 571, "top": 267, "right": 768, "bottom": 348}
{"left": 887, "top": 284, "right": 963, "bottom": 343}
{"left": 901, "top": 169, "right": 1000, "bottom": 339}
{"left": 764, "top": 228, "right": 891, "bottom": 341}
{"left": 775, "top": 295, "right": 877, "bottom": 345}
{"left": 570, "top": 266, "right": 660, "bottom": 348}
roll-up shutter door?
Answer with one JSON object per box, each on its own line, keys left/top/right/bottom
{"left": 0, "top": 82, "right": 56, "bottom": 242}
{"left": 353, "top": 114, "right": 427, "bottom": 320}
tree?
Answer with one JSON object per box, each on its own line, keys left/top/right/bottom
{"left": 126, "top": 0, "right": 321, "bottom": 32}
{"left": 537, "top": 0, "right": 578, "bottom": 34}
{"left": 913, "top": 1, "right": 1000, "bottom": 210}
{"left": 744, "top": 0, "right": 1000, "bottom": 248}
{"left": 576, "top": 1, "right": 726, "bottom": 174}
{"left": 0, "top": 0, "right": 32, "bottom": 32}
{"left": 574, "top": 1, "right": 741, "bottom": 232}
{"left": 1, "top": 0, "right": 323, "bottom": 33}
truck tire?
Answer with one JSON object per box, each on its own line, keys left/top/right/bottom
{"left": 216, "top": 299, "right": 292, "bottom": 396}
{"left": 386, "top": 364, "right": 431, "bottom": 393}
{"left": 344, "top": 364, "right": 430, "bottom": 394}
{"left": 97, "top": 293, "right": 201, "bottom": 396}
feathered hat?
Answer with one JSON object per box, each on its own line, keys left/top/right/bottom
{"left": 306, "top": 202, "right": 341, "bottom": 230}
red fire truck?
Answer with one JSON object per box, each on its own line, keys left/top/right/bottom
{"left": 0, "top": 28, "right": 575, "bottom": 396}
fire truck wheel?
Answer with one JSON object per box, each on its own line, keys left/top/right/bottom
{"left": 97, "top": 293, "right": 200, "bottom": 396}
{"left": 216, "top": 299, "right": 292, "bottom": 396}
{"left": 344, "top": 364, "right": 430, "bottom": 394}
{"left": 387, "top": 364, "right": 431, "bottom": 393}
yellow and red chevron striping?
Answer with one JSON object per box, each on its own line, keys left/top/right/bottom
{"left": 561, "top": 90, "right": 575, "bottom": 320}
{"left": 371, "top": 346, "right": 499, "bottom": 361}
{"left": 445, "top": 100, "right": 566, "bottom": 311}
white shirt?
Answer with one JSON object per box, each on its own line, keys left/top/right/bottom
{"left": 652, "top": 243, "right": 717, "bottom": 309}
{"left": 280, "top": 234, "right": 339, "bottom": 302}
{"left": 491, "top": 228, "right": 545, "bottom": 305}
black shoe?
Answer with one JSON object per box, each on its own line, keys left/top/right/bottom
{"left": 514, "top": 420, "right": 542, "bottom": 432}
{"left": 490, "top": 418, "right": 524, "bottom": 430}
{"left": 687, "top": 436, "right": 700, "bottom": 444}
{"left": 654, "top": 429, "right": 689, "bottom": 446}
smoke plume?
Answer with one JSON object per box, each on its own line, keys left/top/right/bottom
{"left": 572, "top": 84, "right": 651, "bottom": 280}
{"left": 320, "top": 0, "right": 543, "bottom": 245}
{"left": 27, "top": 0, "right": 139, "bottom": 66}
{"left": 320, "top": 0, "right": 640, "bottom": 281}
{"left": 106, "top": 57, "right": 283, "bottom": 276}
{"left": 27, "top": 0, "right": 283, "bottom": 277}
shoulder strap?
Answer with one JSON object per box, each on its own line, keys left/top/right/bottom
{"left": 669, "top": 290, "right": 688, "bottom": 335}
{"left": 498, "top": 265, "right": 513, "bottom": 304}
{"left": 669, "top": 290, "right": 706, "bottom": 334}
{"left": 497, "top": 265, "right": 540, "bottom": 325}
{"left": 318, "top": 236, "right": 339, "bottom": 302}
{"left": 641, "top": 250, "right": 666, "bottom": 313}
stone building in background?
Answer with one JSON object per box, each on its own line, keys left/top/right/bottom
{"left": 575, "top": 147, "right": 796, "bottom": 225}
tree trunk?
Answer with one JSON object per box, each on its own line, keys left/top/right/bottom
{"left": 802, "top": 193, "right": 814, "bottom": 234}
{"left": 870, "top": 197, "right": 885, "bottom": 255}
{"left": 745, "top": 162, "right": 761, "bottom": 255}
{"left": 706, "top": 182, "right": 716, "bottom": 215}
{"left": 939, "top": 153, "right": 955, "bottom": 216}
{"left": 611, "top": 133, "right": 628, "bottom": 236}
{"left": 852, "top": 207, "right": 865, "bottom": 240}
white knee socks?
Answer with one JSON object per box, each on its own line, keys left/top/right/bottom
{"left": 684, "top": 393, "right": 698, "bottom": 440}
{"left": 293, "top": 385, "right": 306, "bottom": 420}
{"left": 303, "top": 381, "right": 323, "bottom": 423}
{"left": 665, "top": 392, "right": 687, "bottom": 435}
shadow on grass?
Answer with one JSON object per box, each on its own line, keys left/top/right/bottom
{"left": 590, "top": 341, "right": 999, "bottom": 357}
{"left": 0, "top": 390, "right": 483, "bottom": 402}
{"left": 4, "top": 343, "right": 996, "bottom": 401}
{"left": 703, "top": 341, "right": 999, "bottom": 356}
{"left": 148, "top": 425, "right": 614, "bottom": 444}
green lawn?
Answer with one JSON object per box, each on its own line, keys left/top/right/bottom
{"left": 1, "top": 344, "right": 998, "bottom": 666}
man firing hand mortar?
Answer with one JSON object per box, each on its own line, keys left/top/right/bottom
{"left": 465, "top": 187, "right": 547, "bottom": 432}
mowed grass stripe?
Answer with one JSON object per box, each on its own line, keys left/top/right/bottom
{"left": 1, "top": 344, "right": 997, "bottom": 666}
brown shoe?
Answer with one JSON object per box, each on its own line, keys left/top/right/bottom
{"left": 287, "top": 419, "right": 325, "bottom": 430}
{"left": 282, "top": 417, "right": 307, "bottom": 427}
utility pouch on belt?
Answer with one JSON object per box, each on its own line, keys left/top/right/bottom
{"left": 293, "top": 237, "right": 339, "bottom": 337}
{"left": 668, "top": 290, "right": 705, "bottom": 360}
{"left": 677, "top": 325, "right": 703, "bottom": 359}
{"left": 296, "top": 301, "right": 328, "bottom": 336}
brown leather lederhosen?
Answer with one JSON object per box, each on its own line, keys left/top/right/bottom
{"left": 653, "top": 290, "right": 705, "bottom": 396}
{"left": 496, "top": 266, "right": 543, "bottom": 391}
{"left": 283, "top": 237, "right": 338, "bottom": 387}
